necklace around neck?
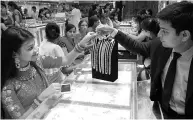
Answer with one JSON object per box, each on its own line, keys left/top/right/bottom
{"left": 19, "top": 62, "right": 31, "bottom": 71}
{"left": 18, "top": 66, "right": 37, "bottom": 81}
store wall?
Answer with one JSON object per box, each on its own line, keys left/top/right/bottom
{"left": 123, "top": 1, "right": 158, "bottom": 20}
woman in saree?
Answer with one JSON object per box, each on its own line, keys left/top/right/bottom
{"left": 7, "top": 1, "right": 22, "bottom": 27}
{"left": 56, "top": 22, "right": 87, "bottom": 74}
{"left": 1, "top": 2, "right": 14, "bottom": 31}
{"left": 1, "top": 26, "right": 96, "bottom": 119}
{"left": 75, "top": 20, "right": 89, "bottom": 44}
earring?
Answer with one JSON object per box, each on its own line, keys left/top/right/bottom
{"left": 15, "top": 57, "right": 20, "bottom": 69}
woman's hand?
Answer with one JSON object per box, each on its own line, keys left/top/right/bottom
{"left": 78, "top": 32, "right": 97, "bottom": 48}
{"left": 38, "top": 83, "right": 61, "bottom": 101}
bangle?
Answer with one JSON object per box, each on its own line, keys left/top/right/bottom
{"left": 77, "top": 44, "right": 85, "bottom": 51}
{"left": 78, "top": 43, "right": 85, "bottom": 50}
{"left": 74, "top": 46, "right": 82, "bottom": 53}
{"left": 74, "top": 44, "right": 83, "bottom": 53}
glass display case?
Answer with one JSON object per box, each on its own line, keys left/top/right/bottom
{"left": 26, "top": 55, "right": 138, "bottom": 120}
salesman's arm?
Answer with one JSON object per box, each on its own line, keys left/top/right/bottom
{"left": 112, "top": 30, "right": 151, "bottom": 58}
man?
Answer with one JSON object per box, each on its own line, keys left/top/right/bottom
{"left": 30, "top": 6, "right": 38, "bottom": 19}
{"left": 68, "top": 4, "right": 82, "bottom": 33}
{"left": 97, "top": 1, "right": 193, "bottom": 119}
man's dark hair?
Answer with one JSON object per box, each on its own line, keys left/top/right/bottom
{"left": 32, "top": 6, "right": 36, "bottom": 9}
{"left": 157, "top": 1, "right": 193, "bottom": 39}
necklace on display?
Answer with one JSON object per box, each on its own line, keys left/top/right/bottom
{"left": 108, "top": 39, "right": 115, "bottom": 75}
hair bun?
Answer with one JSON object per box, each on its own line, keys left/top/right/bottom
{"left": 45, "top": 22, "right": 60, "bottom": 42}
{"left": 51, "top": 29, "right": 56, "bottom": 33}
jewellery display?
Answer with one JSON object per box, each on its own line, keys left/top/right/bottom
{"left": 108, "top": 40, "right": 115, "bottom": 75}
{"left": 90, "top": 36, "right": 118, "bottom": 82}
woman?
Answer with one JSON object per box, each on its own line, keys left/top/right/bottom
{"left": 38, "top": 8, "right": 49, "bottom": 21}
{"left": 99, "top": 13, "right": 113, "bottom": 28}
{"left": 56, "top": 22, "right": 85, "bottom": 74}
{"left": 39, "top": 22, "right": 66, "bottom": 84}
{"left": 1, "top": 2, "right": 13, "bottom": 31}
{"left": 75, "top": 20, "right": 90, "bottom": 55}
{"left": 127, "top": 15, "right": 150, "bottom": 42}
{"left": 88, "top": 16, "right": 100, "bottom": 32}
{"left": 57, "top": 22, "right": 78, "bottom": 53}
{"left": 7, "top": 1, "right": 22, "bottom": 27}
{"left": 75, "top": 20, "right": 89, "bottom": 44}
{"left": 44, "top": 8, "right": 51, "bottom": 20}
{"left": 38, "top": 8, "right": 45, "bottom": 20}
{"left": 1, "top": 27, "right": 96, "bottom": 119}
{"left": 136, "top": 18, "right": 160, "bottom": 81}
{"left": 110, "top": 13, "right": 121, "bottom": 29}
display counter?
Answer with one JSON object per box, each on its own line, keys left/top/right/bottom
{"left": 26, "top": 55, "right": 138, "bottom": 120}
{"left": 137, "top": 80, "right": 157, "bottom": 119}
{"left": 118, "top": 23, "right": 141, "bottom": 62}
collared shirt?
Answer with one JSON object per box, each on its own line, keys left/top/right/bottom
{"left": 30, "top": 11, "right": 38, "bottom": 19}
{"left": 162, "top": 46, "right": 193, "bottom": 114}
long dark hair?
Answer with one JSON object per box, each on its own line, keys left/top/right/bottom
{"left": 8, "top": 1, "right": 19, "bottom": 10}
{"left": 65, "top": 20, "right": 76, "bottom": 33}
{"left": 1, "top": 27, "right": 34, "bottom": 88}
{"left": 8, "top": 1, "right": 23, "bottom": 17}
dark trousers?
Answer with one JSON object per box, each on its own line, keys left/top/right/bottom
{"left": 152, "top": 101, "right": 192, "bottom": 119}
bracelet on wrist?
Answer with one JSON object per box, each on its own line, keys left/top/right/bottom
{"left": 77, "top": 44, "right": 85, "bottom": 51}
{"left": 36, "top": 97, "right": 43, "bottom": 104}
{"left": 78, "top": 43, "right": 85, "bottom": 50}
{"left": 74, "top": 47, "right": 82, "bottom": 53}
{"left": 74, "top": 44, "right": 83, "bottom": 53}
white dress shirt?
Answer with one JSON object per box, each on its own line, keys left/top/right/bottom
{"left": 162, "top": 46, "right": 193, "bottom": 114}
